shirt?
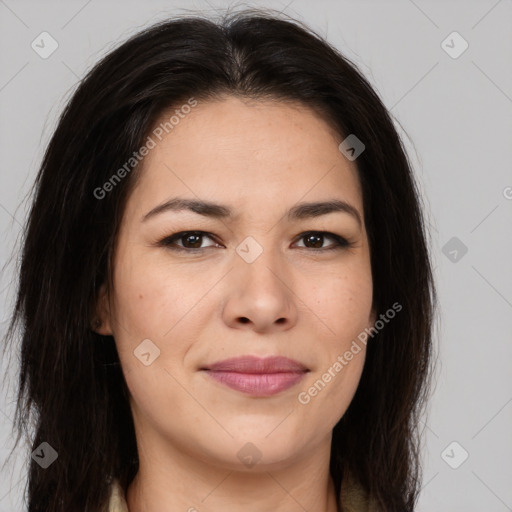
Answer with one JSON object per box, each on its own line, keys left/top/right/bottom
{"left": 106, "top": 471, "right": 376, "bottom": 512}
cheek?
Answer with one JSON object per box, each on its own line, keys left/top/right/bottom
{"left": 121, "top": 365, "right": 189, "bottom": 437}
{"left": 109, "top": 254, "right": 217, "bottom": 377}
{"left": 295, "top": 262, "right": 371, "bottom": 416}
{"left": 110, "top": 253, "right": 184, "bottom": 340}
{"left": 304, "top": 264, "right": 373, "bottom": 338}
{"left": 325, "top": 353, "right": 366, "bottom": 424}
{"left": 296, "top": 344, "right": 366, "bottom": 443}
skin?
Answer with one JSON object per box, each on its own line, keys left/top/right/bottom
{"left": 95, "top": 95, "right": 376, "bottom": 512}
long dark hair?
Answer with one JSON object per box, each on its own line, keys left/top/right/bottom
{"left": 4, "top": 7, "right": 436, "bottom": 511}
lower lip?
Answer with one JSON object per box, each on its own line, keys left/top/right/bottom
{"left": 203, "top": 371, "right": 306, "bottom": 396}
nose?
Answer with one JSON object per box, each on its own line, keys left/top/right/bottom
{"left": 221, "top": 247, "right": 299, "bottom": 334}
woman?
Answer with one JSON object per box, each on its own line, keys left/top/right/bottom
{"left": 5, "top": 7, "right": 436, "bottom": 512}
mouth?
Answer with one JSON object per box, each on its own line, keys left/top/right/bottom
{"left": 200, "top": 356, "right": 309, "bottom": 397}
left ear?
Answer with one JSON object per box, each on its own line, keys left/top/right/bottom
{"left": 91, "top": 282, "right": 113, "bottom": 335}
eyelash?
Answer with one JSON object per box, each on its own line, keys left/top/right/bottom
{"left": 158, "top": 230, "right": 352, "bottom": 253}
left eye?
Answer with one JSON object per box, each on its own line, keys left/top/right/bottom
{"left": 294, "top": 231, "right": 350, "bottom": 251}
{"left": 159, "top": 230, "right": 350, "bottom": 252}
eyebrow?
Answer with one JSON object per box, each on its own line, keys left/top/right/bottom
{"left": 142, "top": 197, "right": 362, "bottom": 227}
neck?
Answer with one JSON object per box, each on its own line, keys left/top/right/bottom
{"left": 126, "top": 436, "right": 339, "bottom": 512}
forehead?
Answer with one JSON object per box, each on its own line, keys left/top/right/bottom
{"left": 128, "top": 96, "right": 363, "bottom": 218}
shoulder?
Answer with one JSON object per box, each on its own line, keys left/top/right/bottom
{"left": 340, "top": 470, "right": 379, "bottom": 512}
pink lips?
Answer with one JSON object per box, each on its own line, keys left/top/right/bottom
{"left": 201, "top": 356, "right": 309, "bottom": 397}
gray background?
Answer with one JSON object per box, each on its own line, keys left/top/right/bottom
{"left": 1, "top": 0, "right": 511, "bottom": 510}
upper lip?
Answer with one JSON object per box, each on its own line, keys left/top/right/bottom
{"left": 201, "top": 356, "right": 308, "bottom": 374}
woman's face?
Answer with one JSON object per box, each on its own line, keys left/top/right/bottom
{"left": 97, "top": 96, "right": 375, "bottom": 470}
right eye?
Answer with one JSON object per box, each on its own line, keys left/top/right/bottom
{"left": 158, "top": 231, "right": 223, "bottom": 252}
